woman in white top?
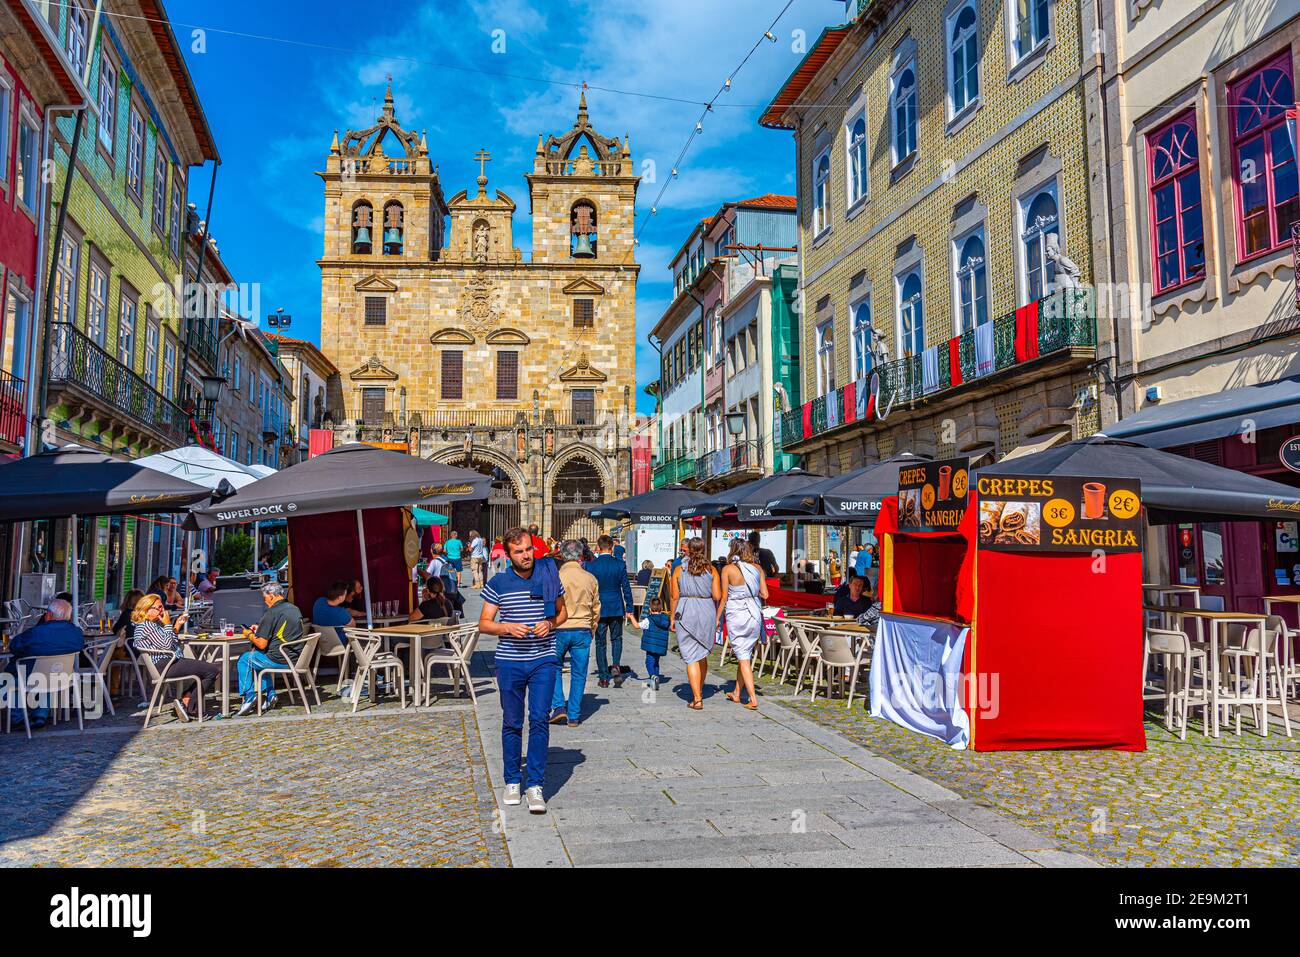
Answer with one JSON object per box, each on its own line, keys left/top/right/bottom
{"left": 719, "top": 539, "right": 768, "bottom": 710}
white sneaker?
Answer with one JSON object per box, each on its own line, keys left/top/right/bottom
{"left": 525, "top": 786, "right": 546, "bottom": 814}
{"left": 503, "top": 784, "right": 521, "bottom": 806}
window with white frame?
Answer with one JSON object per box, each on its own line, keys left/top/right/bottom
{"left": 152, "top": 147, "right": 167, "bottom": 236}
{"left": 97, "top": 54, "right": 117, "bottom": 153}
{"left": 1010, "top": 0, "right": 1050, "bottom": 65}
{"left": 812, "top": 148, "right": 831, "bottom": 235}
{"left": 66, "top": 2, "right": 89, "bottom": 74}
{"left": 4, "top": 283, "right": 32, "bottom": 380}
{"left": 0, "top": 77, "right": 12, "bottom": 186}
{"left": 117, "top": 287, "right": 137, "bottom": 367}
{"left": 87, "top": 257, "right": 108, "bottom": 347}
{"left": 948, "top": 4, "right": 980, "bottom": 117}
{"left": 815, "top": 318, "right": 836, "bottom": 397}
{"left": 953, "top": 229, "right": 988, "bottom": 332}
{"left": 16, "top": 107, "right": 39, "bottom": 211}
{"left": 53, "top": 231, "right": 79, "bottom": 326}
{"left": 846, "top": 112, "right": 868, "bottom": 206}
{"left": 144, "top": 316, "right": 159, "bottom": 386}
{"left": 897, "top": 271, "right": 924, "bottom": 357}
{"left": 169, "top": 174, "right": 183, "bottom": 258}
{"left": 891, "top": 62, "right": 918, "bottom": 165}
{"left": 1019, "top": 181, "right": 1059, "bottom": 303}
{"left": 126, "top": 105, "right": 144, "bottom": 201}
{"left": 850, "top": 298, "right": 873, "bottom": 380}
{"left": 162, "top": 333, "right": 177, "bottom": 399}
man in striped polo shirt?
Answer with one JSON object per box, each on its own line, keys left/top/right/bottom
{"left": 479, "top": 527, "right": 568, "bottom": 813}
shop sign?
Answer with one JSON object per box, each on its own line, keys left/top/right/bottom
{"left": 975, "top": 474, "right": 1142, "bottom": 553}
{"left": 1280, "top": 434, "right": 1300, "bottom": 474}
{"left": 897, "top": 457, "right": 969, "bottom": 532}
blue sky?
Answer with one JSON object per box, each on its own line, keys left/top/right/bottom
{"left": 168, "top": 0, "right": 843, "bottom": 415}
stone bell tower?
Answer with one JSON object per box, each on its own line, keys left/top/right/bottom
{"left": 526, "top": 91, "right": 639, "bottom": 264}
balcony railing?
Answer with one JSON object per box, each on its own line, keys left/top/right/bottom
{"left": 779, "top": 289, "right": 1095, "bottom": 449}
{"left": 48, "top": 323, "right": 190, "bottom": 445}
{"left": 332, "top": 408, "right": 610, "bottom": 430}
{"left": 0, "top": 369, "right": 28, "bottom": 450}
{"left": 697, "top": 439, "right": 764, "bottom": 483}
{"left": 653, "top": 453, "right": 698, "bottom": 488}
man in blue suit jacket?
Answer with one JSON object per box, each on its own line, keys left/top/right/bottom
{"left": 7, "top": 598, "right": 86, "bottom": 727}
{"left": 587, "top": 535, "right": 637, "bottom": 687}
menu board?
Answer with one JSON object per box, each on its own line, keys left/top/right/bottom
{"left": 897, "top": 457, "right": 970, "bottom": 533}
{"left": 644, "top": 568, "right": 667, "bottom": 606}
{"left": 975, "top": 474, "right": 1142, "bottom": 552}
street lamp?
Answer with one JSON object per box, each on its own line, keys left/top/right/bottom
{"left": 200, "top": 373, "right": 226, "bottom": 405}
{"left": 725, "top": 411, "right": 746, "bottom": 437}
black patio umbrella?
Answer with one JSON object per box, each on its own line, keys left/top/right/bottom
{"left": 186, "top": 443, "right": 491, "bottom": 628}
{"left": 186, "top": 442, "right": 491, "bottom": 529}
{"left": 0, "top": 445, "right": 218, "bottom": 522}
{"left": 766, "top": 453, "right": 931, "bottom": 524}
{"left": 680, "top": 469, "right": 826, "bottom": 522}
{"left": 588, "top": 484, "right": 710, "bottom": 523}
{"left": 976, "top": 437, "right": 1300, "bottom": 524}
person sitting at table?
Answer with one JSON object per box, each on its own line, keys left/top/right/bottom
{"left": 852, "top": 579, "right": 881, "bottom": 631}
{"left": 236, "top": 582, "right": 304, "bottom": 716}
{"left": 410, "top": 578, "right": 455, "bottom": 623}
{"left": 195, "top": 568, "right": 219, "bottom": 597}
{"left": 311, "top": 581, "right": 356, "bottom": 644}
{"left": 7, "top": 598, "right": 88, "bottom": 728}
{"left": 833, "top": 573, "right": 875, "bottom": 618}
{"left": 131, "top": 593, "right": 219, "bottom": 720}
{"left": 636, "top": 560, "right": 654, "bottom": 587}
{"left": 344, "top": 577, "right": 367, "bottom": 622}
{"left": 112, "top": 589, "right": 147, "bottom": 644}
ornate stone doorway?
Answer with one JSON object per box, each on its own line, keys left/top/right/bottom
{"left": 550, "top": 457, "right": 604, "bottom": 542}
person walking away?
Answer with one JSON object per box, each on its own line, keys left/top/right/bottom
{"left": 444, "top": 531, "right": 464, "bottom": 586}
{"left": 588, "top": 534, "right": 637, "bottom": 688}
{"left": 236, "top": 583, "right": 304, "bottom": 716}
{"left": 489, "top": 537, "right": 508, "bottom": 577}
{"left": 637, "top": 597, "right": 672, "bottom": 691}
{"left": 720, "top": 539, "right": 769, "bottom": 709}
{"left": 550, "top": 540, "right": 599, "bottom": 726}
{"left": 527, "top": 523, "right": 550, "bottom": 558}
{"left": 612, "top": 536, "right": 626, "bottom": 567}
{"left": 479, "top": 527, "right": 568, "bottom": 814}
{"left": 668, "top": 538, "right": 721, "bottom": 710}
{"left": 469, "top": 529, "right": 487, "bottom": 589}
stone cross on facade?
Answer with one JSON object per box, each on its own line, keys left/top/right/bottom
{"left": 474, "top": 149, "right": 491, "bottom": 193}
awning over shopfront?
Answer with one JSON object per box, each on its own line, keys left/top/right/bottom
{"left": 0, "top": 445, "right": 217, "bottom": 522}
{"left": 186, "top": 443, "right": 490, "bottom": 529}
{"left": 765, "top": 453, "right": 931, "bottom": 524}
{"left": 588, "top": 484, "right": 708, "bottom": 524}
{"left": 976, "top": 437, "right": 1300, "bottom": 524}
{"left": 1101, "top": 375, "right": 1300, "bottom": 449}
{"left": 680, "top": 469, "right": 825, "bottom": 522}
{"left": 411, "top": 506, "right": 450, "bottom": 527}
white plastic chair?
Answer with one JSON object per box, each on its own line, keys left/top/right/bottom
{"left": 15, "top": 653, "right": 84, "bottom": 738}
{"left": 1145, "top": 627, "right": 1209, "bottom": 740}
{"left": 77, "top": 636, "right": 119, "bottom": 717}
{"left": 250, "top": 633, "right": 321, "bottom": 715}
{"left": 309, "top": 623, "right": 351, "bottom": 694}
{"left": 343, "top": 629, "right": 407, "bottom": 712}
{"left": 423, "top": 627, "right": 481, "bottom": 705}
{"left": 790, "top": 621, "right": 823, "bottom": 697}
{"left": 767, "top": 618, "right": 800, "bottom": 682}
{"left": 136, "top": 650, "right": 206, "bottom": 729}
{"left": 807, "top": 630, "right": 871, "bottom": 707}
{"left": 1220, "top": 621, "right": 1291, "bottom": 737}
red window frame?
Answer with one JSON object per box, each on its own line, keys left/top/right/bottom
{"left": 1146, "top": 109, "right": 1206, "bottom": 294}
{"left": 1229, "top": 52, "right": 1298, "bottom": 262}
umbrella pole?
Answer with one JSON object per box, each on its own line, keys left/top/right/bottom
{"left": 357, "top": 509, "right": 373, "bottom": 629}
{"left": 253, "top": 521, "right": 260, "bottom": 576}
{"left": 70, "top": 514, "right": 79, "bottom": 622}
{"left": 184, "top": 528, "right": 192, "bottom": 617}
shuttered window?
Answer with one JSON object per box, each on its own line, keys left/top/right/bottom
{"left": 441, "top": 350, "right": 463, "bottom": 400}
{"left": 572, "top": 388, "right": 595, "bottom": 425}
{"left": 496, "top": 350, "right": 519, "bottom": 400}
{"left": 364, "top": 297, "right": 386, "bottom": 325}
{"left": 573, "top": 298, "right": 594, "bottom": 328}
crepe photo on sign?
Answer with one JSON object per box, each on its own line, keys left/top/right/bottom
{"left": 900, "top": 489, "right": 921, "bottom": 527}
{"left": 993, "top": 501, "right": 1041, "bottom": 546}
{"left": 979, "top": 499, "right": 1006, "bottom": 545}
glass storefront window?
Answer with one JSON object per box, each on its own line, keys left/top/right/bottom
{"left": 1176, "top": 523, "right": 1198, "bottom": 585}
{"left": 1201, "top": 523, "right": 1225, "bottom": 585}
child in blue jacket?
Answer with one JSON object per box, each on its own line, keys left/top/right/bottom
{"left": 638, "top": 598, "right": 672, "bottom": 691}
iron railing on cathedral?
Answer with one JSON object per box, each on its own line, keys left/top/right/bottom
{"left": 47, "top": 323, "right": 191, "bottom": 446}
{"left": 778, "top": 288, "right": 1095, "bottom": 451}
{"left": 333, "top": 408, "right": 613, "bottom": 431}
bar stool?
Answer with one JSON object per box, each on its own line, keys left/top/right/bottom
{"left": 1145, "top": 627, "right": 1209, "bottom": 740}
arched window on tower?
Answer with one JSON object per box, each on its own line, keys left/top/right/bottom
{"left": 351, "top": 201, "right": 373, "bottom": 254}
{"left": 570, "top": 201, "right": 597, "bottom": 257}
{"left": 383, "top": 201, "right": 404, "bottom": 255}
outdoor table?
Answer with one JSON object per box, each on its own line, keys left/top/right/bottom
{"left": 1157, "top": 608, "right": 1269, "bottom": 737}
{"left": 182, "top": 634, "right": 252, "bottom": 717}
{"left": 366, "top": 623, "right": 456, "bottom": 705}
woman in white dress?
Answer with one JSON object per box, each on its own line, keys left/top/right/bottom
{"left": 719, "top": 539, "right": 768, "bottom": 710}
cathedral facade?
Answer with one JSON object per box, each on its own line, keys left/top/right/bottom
{"left": 318, "top": 88, "right": 639, "bottom": 540}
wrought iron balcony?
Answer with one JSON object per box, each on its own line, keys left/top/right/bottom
{"left": 47, "top": 323, "right": 190, "bottom": 446}
{"left": 697, "top": 439, "right": 764, "bottom": 483}
{"left": 652, "top": 453, "right": 697, "bottom": 488}
{"left": 779, "top": 289, "right": 1096, "bottom": 450}
{"left": 0, "top": 369, "right": 28, "bottom": 451}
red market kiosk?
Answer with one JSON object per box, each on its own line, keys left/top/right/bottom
{"left": 871, "top": 459, "right": 1145, "bottom": 751}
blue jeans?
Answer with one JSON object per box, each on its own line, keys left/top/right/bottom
{"left": 497, "top": 656, "right": 557, "bottom": 789}
{"left": 237, "top": 650, "right": 279, "bottom": 703}
{"left": 645, "top": 652, "right": 662, "bottom": 678}
{"left": 594, "top": 617, "right": 624, "bottom": 680}
{"left": 551, "top": 629, "right": 591, "bottom": 723}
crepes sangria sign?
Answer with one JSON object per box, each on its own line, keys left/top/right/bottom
{"left": 976, "top": 474, "right": 1142, "bottom": 552}
{"left": 897, "top": 457, "right": 969, "bottom": 533}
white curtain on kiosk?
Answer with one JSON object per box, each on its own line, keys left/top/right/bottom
{"left": 868, "top": 613, "right": 971, "bottom": 748}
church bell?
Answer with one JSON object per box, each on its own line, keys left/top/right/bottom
{"left": 353, "top": 226, "right": 372, "bottom": 248}
{"left": 572, "top": 232, "right": 595, "bottom": 258}
{"left": 383, "top": 228, "right": 402, "bottom": 254}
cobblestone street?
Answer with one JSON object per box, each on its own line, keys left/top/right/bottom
{"left": 0, "top": 704, "right": 508, "bottom": 867}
